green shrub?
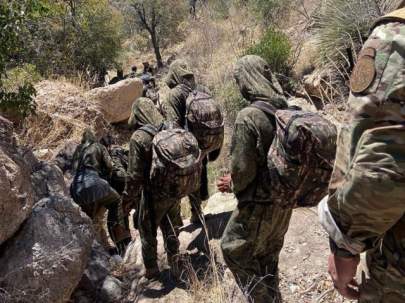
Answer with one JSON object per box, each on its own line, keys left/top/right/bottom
{"left": 0, "top": 1, "right": 39, "bottom": 119}
{"left": 246, "top": 28, "right": 291, "bottom": 75}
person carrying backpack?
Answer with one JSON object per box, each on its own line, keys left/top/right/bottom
{"left": 164, "top": 59, "right": 224, "bottom": 224}
{"left": 217, "top": 55, "right": 291, "bottom": 303}
{"left": 70, "top": 129, "right": 127, "bottom": 255}
{"left": 127, "top": 97, "right": 202, "bottom": 280}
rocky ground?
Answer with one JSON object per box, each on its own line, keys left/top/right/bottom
{"left": 115, "top": 193, "right": 354, "bottom": 303}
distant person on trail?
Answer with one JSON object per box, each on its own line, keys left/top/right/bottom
{"left": 129, "top": 65, "right": 138, "bottom": 78}
{"left": 318, "top": 6, "right": 405, "bottom": 302}
{"left": 70, "top": 129, "right": 128, "bottom": 255}
{"left": 142, "top": 62, "right": 153, "bottom": 75}
{"left": 189, "top": 0, "right": 197, "bottom": 17}
{"left": 164, "top": 59, "right": 223, "bottom": 224}
{"left": 217, "top": 55, "right": 290, "bottom": 303}
{"left": 141, "top": 74, "right": 162, "bottom": 114}
{"left": 127, "top": 98, "right": 186, "bottom": 280}
{"left": 108, "top": 69, "right": 125, "bottom": 85}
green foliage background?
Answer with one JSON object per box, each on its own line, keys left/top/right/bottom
{"left": 246, "top": 28, "right": 292, "bottom": 75}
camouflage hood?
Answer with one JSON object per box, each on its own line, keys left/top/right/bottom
{"left": 165, "top": 59, "right": 196, "bottom": 89}
{"left": 234, "top": 55, "right": 287, "bottom": 109}
{"left": 128, "top": 97, "right": 164, "bottom": 129}
{"left": 81, "top": 128, "right": 97, "bottom": 146}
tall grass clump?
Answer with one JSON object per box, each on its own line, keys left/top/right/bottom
{"left": 314, "top": 0, "right": 401, "bottom": 75}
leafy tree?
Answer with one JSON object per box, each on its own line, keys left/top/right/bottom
{"left": 23, "top": 0, "right": 123, "bottom": 82}
{"left": 0, "top": 1, "right": 40, "bottom": 119}
{"left": 131, "top": 0, "right": 187, "bottom": 68}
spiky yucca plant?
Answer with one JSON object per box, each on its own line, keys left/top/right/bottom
{"left": 314, "top": 0, "right": 402, "bottom": 70}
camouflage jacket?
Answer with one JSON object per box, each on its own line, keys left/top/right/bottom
{"left": 127, "top": 129, "right": 154, "bottom": 205}
{"left": 72, "top": 141, "right": 113, "bottom": 179}
{"left": 165, "top": 84, "right": 211, "bottom": 129}
{"left": 231, "top": 107, "right": 275, "bottom": 203}
{"left": 319, "top": 17, "right": 405, "bottom": 258}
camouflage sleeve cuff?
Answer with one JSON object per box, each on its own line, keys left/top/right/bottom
{"left": 329, "top": 238, "right": 357, "bottom": 258}
{"left": 318, "top": 196, "right": 366, "bottom": 255}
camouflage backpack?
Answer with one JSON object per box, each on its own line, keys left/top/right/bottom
{"left": 186, "top": 90, "right": 224, "bottom": 154}
{"left": 251, "top": 101, "right": 337, "bottom": 208}
{"left": 141, "top": 125, "right": 202, "bottom": 199}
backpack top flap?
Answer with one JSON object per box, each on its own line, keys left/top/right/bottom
{"left": 186, "top": 90, "right": 224, "bottom": 130}
{"left": 152, "top": 128, "right": 201, "bottom": 171}
{"left": 274, "top": 110, "right": 337, "bottom": 166}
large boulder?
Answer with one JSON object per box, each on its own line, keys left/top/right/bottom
{"left": 0, "top": 195, "right": 94, "bottom": 303}
{"left": 87, "top": 78, "right": 143, "bottom": 124}
{"left": 0, "top": 116, "right": 35, "bottom": 245}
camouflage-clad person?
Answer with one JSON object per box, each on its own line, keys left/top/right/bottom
{"left": 318, "top": 7, "right": 405, "bottom": 302}
{"left": 164, "top": 59, "right": 214, "bottom": 223}
{"left": 70, "top": 129, "right": 126, "bottom": 254}
{"left": 127, "top": 97, "right": 183, "bottom": 279}
{"left": 218, "top": 55, "right": 290, "bottom": 303}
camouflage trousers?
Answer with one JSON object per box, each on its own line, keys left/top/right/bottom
{"left": 221, "top": 202, "right": 292, "bottom": 303}
{"left": 138, "top": 191, "right": 183, "bottom": 271}
{"left": 359, "top": 246, "right": 405, "bottom": 303}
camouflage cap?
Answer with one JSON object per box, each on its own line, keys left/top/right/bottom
{"left": 165, "top": 59, "right": 196, "bottom": 89}
{"left": 234, "top": 55, "right": 287, "bottom": 109}
{"left": 128, "top": 97, "right": 164, "bottom": 129}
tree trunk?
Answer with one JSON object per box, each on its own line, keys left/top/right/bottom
{"left": 150, "top": 30, "right": 163, "bottom": 68}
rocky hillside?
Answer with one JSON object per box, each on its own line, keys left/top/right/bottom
{"left": 2, "top": 0, "right": 396, "bottom": 302}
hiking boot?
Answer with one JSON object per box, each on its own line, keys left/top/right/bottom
{"left": 168, "top": 255, "right": 186, "bottom": 280}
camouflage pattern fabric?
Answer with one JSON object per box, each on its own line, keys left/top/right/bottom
{"left": 221, "top": 204, "right": 292, "bottom": 303}
{"left": 70, "top": 129, "right": 123, "bottom": 250}
{"left": 233, "top": 55, "right": 287, "bottom": 109}
{"left": 266, "top": 108, "right": 337, "bottom": 208}
{"left": 150, "top": 128, "right": 202, "bottom": 200}
{"left": 319, "top": 18, "right": 405, "bottom": 302}
{"left": 127, "top": 98, "right": 183, "bottom": 271}
{"left": 165, "top": 59, "right": 196, "bottom": 90}
{"left": 128, "top": 97, "right": 164, "bottom": 130}
{"left": 186, "top": 90, "right": 224, "bottom": 154}
{"left": 164, "top": 60, "right": 212, "bottom": 221}
{"left": 221, "top": 55, "right": 291, "bottom": 303}
{"left": 138, "top": 192, "right": 182, "bottom": 271}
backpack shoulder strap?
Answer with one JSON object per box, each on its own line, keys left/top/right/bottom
{"left": 250, "top": 101, "right": 277, "bottom": 116}
{"left": 138, "top": 124, "right": 159, "bottom": 137}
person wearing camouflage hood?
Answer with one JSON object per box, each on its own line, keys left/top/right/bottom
{"left": 71, "top": 129, "right": 126, "bottom": 254}
{"left": 164, "top": 59, "right": 216, "bottom": 224}
{"left": 127, "top": 97, "right": 183, "bottom": 279}
{"left": 318, "top": 7, "right": 405, "bottom": 302}
{"left": 217, "top": 55, "right": 290, "bottom": 303}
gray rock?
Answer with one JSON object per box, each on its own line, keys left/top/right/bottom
{"left": 0, "top": 195, "right": 94, "bottom": 303}
{"left": 0, "top": 116, "right": 35, "bottom": 245}
{"left": 71, "top": 241, "right": 124, "bottom": 303}
{"left": 31, "top": 161, "right": 69, "bottom": 201}
{"left": 100, "top": 276, "right": 123, "bottom": 302}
